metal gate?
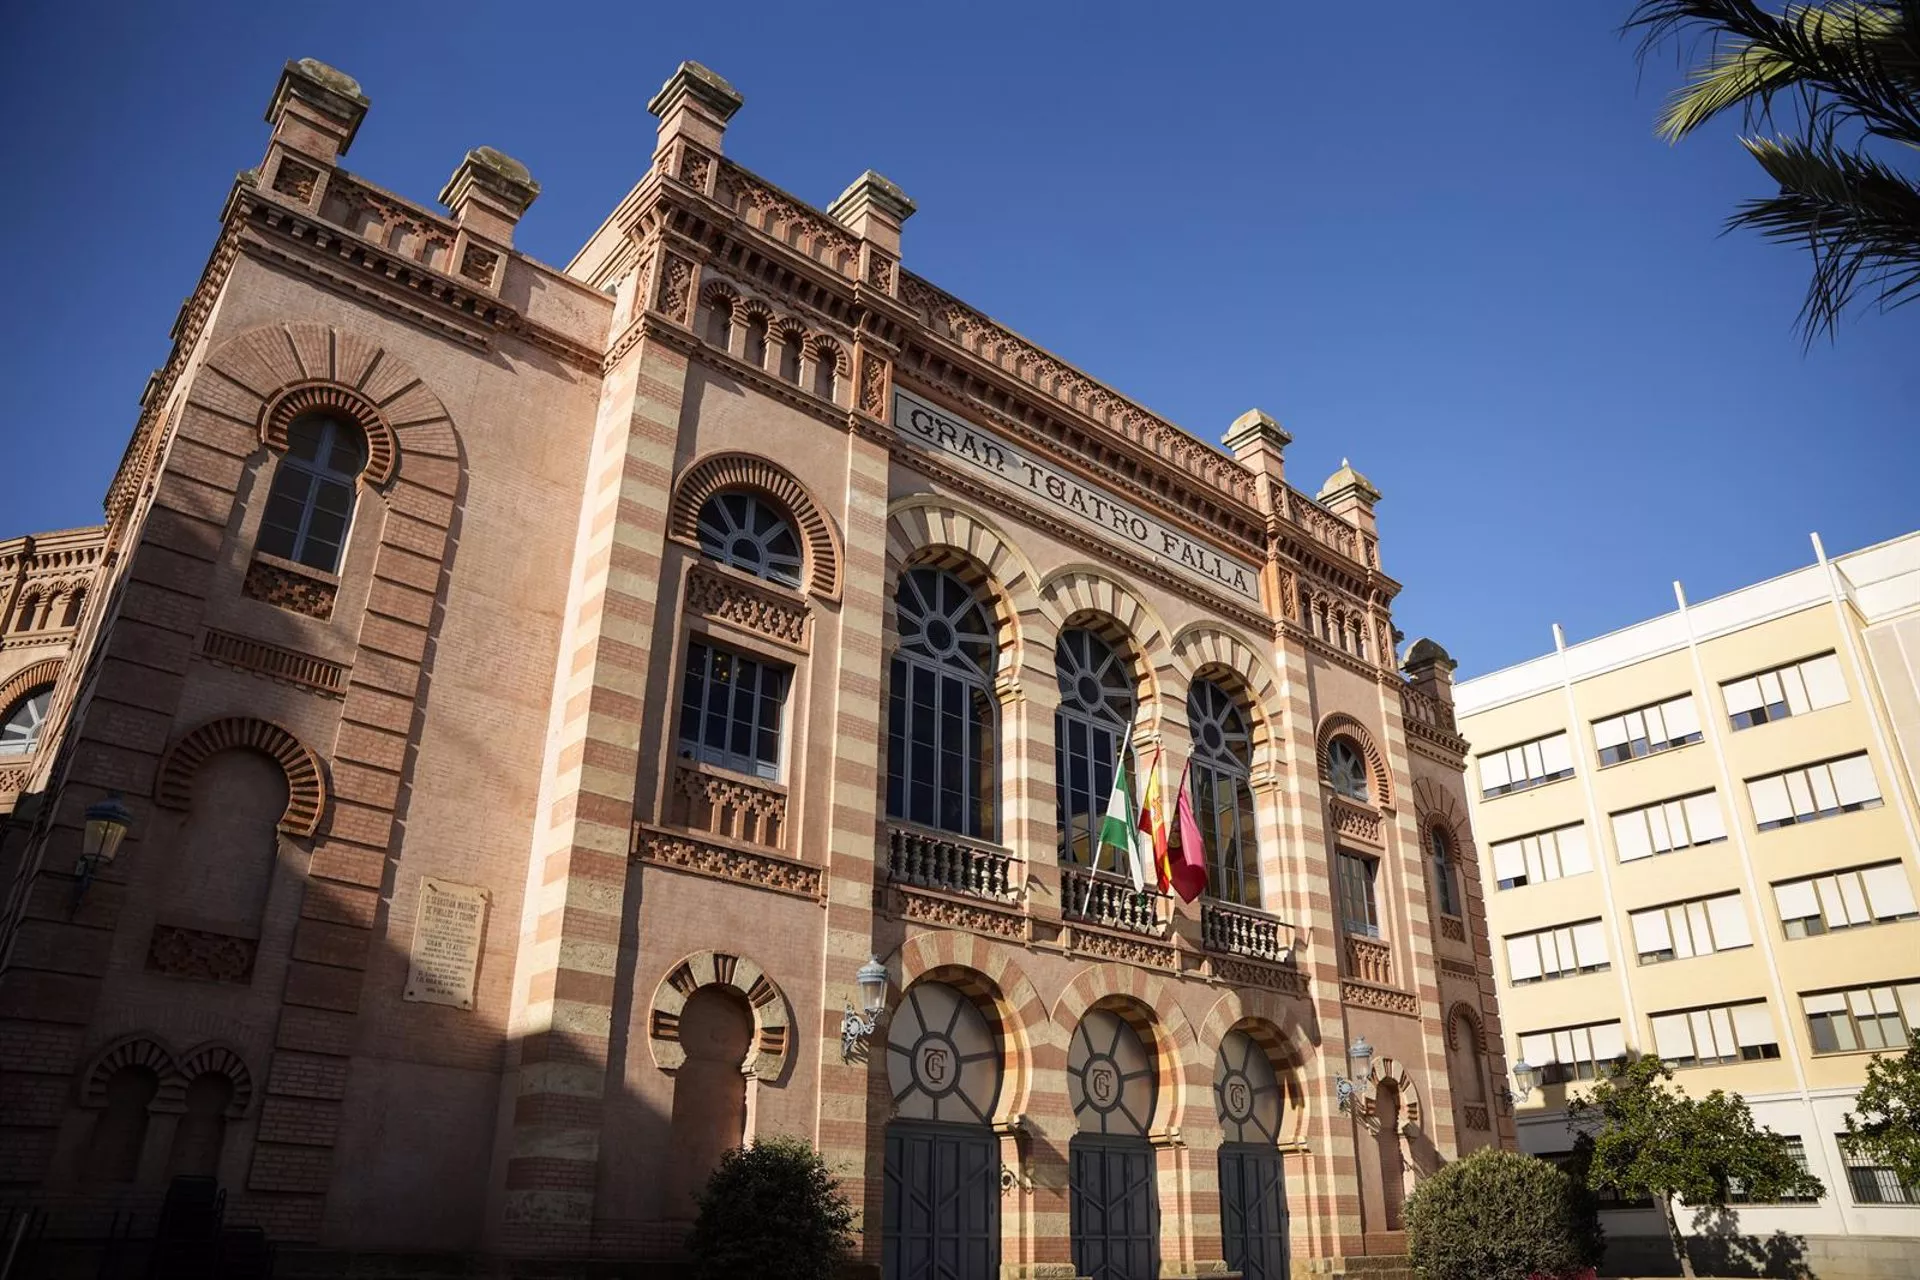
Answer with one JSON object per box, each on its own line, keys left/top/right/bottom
{"left": 1219, "top": 1143, "right": 1290, "bottom": 1280}
{"left": 882, "top": 1122, "right": 999, "bottom": 1280}
{"left": 1069, "top": 1135, "right": 1157, "bottom": 1280}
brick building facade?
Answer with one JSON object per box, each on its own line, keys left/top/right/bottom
{"left": 0, "top": 58, "right": 1508, "bottom": 1278}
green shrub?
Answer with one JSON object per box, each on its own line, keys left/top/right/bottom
{"left": 1405, "top": 1147, "right": 1603, "bottom": 1280}
{"left": 685, "top": 1136, "right": 855, "bottom": 1280}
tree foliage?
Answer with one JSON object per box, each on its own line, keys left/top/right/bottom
{"left": 1626, "top": 1, "right": 1920, "bottom": 342}
{"left": 1404, "top": 1146, "right": 1604, "bottom": 1280}
{"left": 685, "top": 1136, "right": 855, "bottom": 1280}
{"left": 1570, "top": 1054, "right": 1823, "bottom": 1278}
{"left": 1844, "top": 1029, "right": 1920, "bottom": 1188}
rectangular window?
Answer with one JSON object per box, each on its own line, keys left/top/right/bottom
{"left": 1723, "top": 652, "right": 1847, "bottom": 730}
{"left": 1516, "top": 1020, "right": 1625, "bottom": 1086}
{"left": 1729, "top": 1136, "right": 1820, "bottom": 1204}
{"left": 1649, "top": 1001, "right": 1780, "bottom": 1067}
{"left": 1538, "top": 1151, "right": 1655, "bottom": 1209}
{"left": 1803, "top": 982, "right": 1920, "bottom": 1055}
{"left": 1611, "top": 791, "right": 1728, "bottom": 862}
{"left": 1839, "top": 1134, "right": 1920, "bottom": 1205}
{"left": 1477, "top": 732, "right": 1575, "bottom": 799}
{"left": 1490, "top": 823, "right": 1592, "bottom": 891}
{"left": 1747, "top": 754, "right": 1883, "bottom": 831}
{"left": 677, "top": 641, "right": 791, "bottom": 781}
{"left": 1337, "top": 851, "right": 1380, "bottom": 938}
{"left": 1505, "top": 919, "right": 1609, "bottom": 984}
{"left": 1592, "top": 694, "right": 1703, "bottom": 766}
{"left": 1773, "top": 862, "right": 1920, "bottom": 939}
{"left": 1630, "top": 892, "right": 1753, "bottom": 964}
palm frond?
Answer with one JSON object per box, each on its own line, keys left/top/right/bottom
{"left": 1628, "top": 1, "right": 1920, "bottom": 146}
{"left": 1732, "top": 130, "right": 1920, "bottom": 339}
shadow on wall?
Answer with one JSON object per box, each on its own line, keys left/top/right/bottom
{"left": 1686, "top": 1205, "right": 1813, "bottom": 1280}
{"left": 1596, "top": 1207, "right": 1813, "bottom": 1279}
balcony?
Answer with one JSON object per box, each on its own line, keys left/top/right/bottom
{"left": 669, "top": 761, "right": 788, "bottom": 849}
{"left": 1061, "top": 866, "right": 1170, "bottom": 937}
{"left": 1344, "top": 934, "right": 1393, "bottom": 986}
{"left": 1200, "top": 900, "right": 1295, "bottom": 964}
{"left": 886, "top": 825, "right": 1021, "bottom": 903}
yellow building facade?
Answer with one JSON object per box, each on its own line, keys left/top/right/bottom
{"left": 1457, "top": 532, "right": 1920, "bottom": 1280}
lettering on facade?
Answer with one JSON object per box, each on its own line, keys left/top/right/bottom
{"left": 893, "top": 390, "right": 1262, "bottom": 603}
{"left": 404, "top": 878, "right": 489, "bottom": 1010}
{"left": 1089, "top": 1065, "right": 1116, "bottom": 1105}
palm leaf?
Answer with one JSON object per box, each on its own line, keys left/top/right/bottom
{"left": 1628, "top": 1, "right": 1920, "bottom": 146}
{"left": 1732, "top": 130, "right": 1920, "bottom": 338}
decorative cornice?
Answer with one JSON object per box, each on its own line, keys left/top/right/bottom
{"left": 197, "top": 628, "right": 348, "bottom": 697}
{"left": 633, "top": 825, "right": 823, "bottom": 901}
{"left": 887, "top": 885, "right": 1028, "bottom": 942}
{"left": 1067, "top": 924, "right": 1178, "bottom": 971}
{"left": 1210, "top": 954, "right": 1310, "bottom": 998}
{"left": 1341, "top": 980, "right": 1420, "bottom": 1017}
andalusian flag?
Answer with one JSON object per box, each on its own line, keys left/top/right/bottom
{"left": 1097, "top": 751, "right": 1153, "bottom": 893}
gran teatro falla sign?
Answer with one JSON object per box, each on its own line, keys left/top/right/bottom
{"left": 893, "top": 389, "right": 1261, "bottom": 604}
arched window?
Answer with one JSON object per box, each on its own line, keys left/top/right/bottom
{"left": 1055, "top": 629, "right": 1136, "bottom": 869}
{"left": 1430, "top": 825, "right": 1462, "bottom": 918}
{"left": 696, "top": 492, "right": 803, "bottom": 588}
{"left": 1328, "top": 738, "right": 1369, "bottom": 802}
{"left": 88, "top": 1065, "right": 158, "bottom": 1183}
{"left": 777, "top": 333, "right": 802, "bottom": 383}
{"left": 1188, "top": 679, "right": 1258, "bottom": 906}
{"left": 812, "top": 348, "right": 838, "bottom": 401}
{"left": 256, "top": 414, "right": 367, "bottom": 573}
{"left": 1, "top": 685, "right": 52, "bottom": 756}
{"left": 704, "top": 298, "right": 734, "bottom": 350}
{"left": 743, "top": 314, "right": 769, "bottom": 368}
{"left": 887, "top": 567, "right": 996, "bottom": 838}
{"left": 168, "top": 1072, "right": 234, "bottom": 1179}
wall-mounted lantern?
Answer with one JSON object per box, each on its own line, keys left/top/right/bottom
{"left": 1334, "top": 1035, "right": 1377, "bottom": 1114}
{"left": 70, "top": 792, "right": 133, "bottom": 915}
{"left": 840, "top": 955, "right": 890, "bottom": 1062}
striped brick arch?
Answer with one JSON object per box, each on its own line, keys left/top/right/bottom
{"left": 0, "top": 657, "right": 62, "bottom": 718}
{"left": 667, "top": 451, "right": 842, "bottom": 598}
{"left": 1365, "top": 1056, "right": 1423, "bottom": 1130}
{"left": 1198, "top": 989, "right": 1315, "bottom": 1144}
{"left": 894, "top": 931, "right": 1052, "bottom": 1119}
{"left": 1167, "top": 622, "right": 1280, "bottom": 774}
{"left": 154, "top": 717, "right": 327, "bottom": 837}
{"left": 80, "top": 1034, "right": 255, "bottom": 1116}
{"left": 1317, "top": 712, "right": 1393, "bottom": 809}
{"left": 1036, "top": 565, "right": 1171, "bottom": 722}
{"left": 885, "top": 496, "right": 1042, "bottom": 675}
{"left": 262, "top": 381, "right": 397, "bottom": 485}
{"left": 1052, "top": 963, "right": 1204, "bottom": 1132}
{"left": 647, "top": 950, "right": 794, "bottom": 1081}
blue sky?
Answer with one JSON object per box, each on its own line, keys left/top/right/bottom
{"left": 1, "top": 2, "right": 1911, "bottom": 675}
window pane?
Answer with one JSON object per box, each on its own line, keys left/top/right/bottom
{"left": 1830, "top": 755, "right": 1880, "bottom": 807}
{"left": 1800, "top": 654, "right": 1846, "bottom": 709}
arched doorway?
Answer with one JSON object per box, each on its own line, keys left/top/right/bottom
{"left": 883, "top": 980, "right": 1002, "bottom": 1279}
{"left": 1215, "top": 1030, "right": 1289, "bottom": 1279}
{"left": 1068, "top": 1008, "right": 1158, "bottom": 1280}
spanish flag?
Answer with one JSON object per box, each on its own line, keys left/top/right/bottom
{"left": 1136, "top": 746, "right": 1171, "bottom": 893}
